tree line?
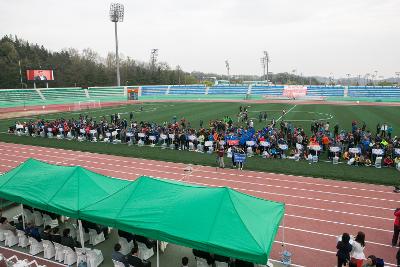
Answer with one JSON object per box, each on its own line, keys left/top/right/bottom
{"left": 0, "top": 35, "right": 320, "bottom": 89}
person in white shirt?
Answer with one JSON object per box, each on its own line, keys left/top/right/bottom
{"left": 351, "top": 231, "right": 366, "bottom": 267}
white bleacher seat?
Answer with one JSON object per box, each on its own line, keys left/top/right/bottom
{"left": 196, "top": 257, "right": 211, "bottom": 267}
{"left": 42, "top": 240, "right": 55, "bottom": 259}
{"left": 0, "top": 229, "right": 6, "bottom": 241}
{"left": 63, "top": 246, "right": 77, "bottom": 265}
{"left": 375, "top": 157, "right": 382, "bottom": 168}
{"left": 112, "top": 259, "right": 126, "bottom": 267}
{"left": 16, "top": 230, "right": 29, "bottom": 248}
{"left": 28, "top": 237, "right": 43, "bottom": 255}
{"left": 4, "top": 230, "right": 18, "bottom": 247}
{"left": 54, "top": 242, "right": 65, "bottom": 262}
{"left": 118, "top": 237, "right": 133, "bottom": 255}
{"left": 88, "top": 229, "right": 105, "bottom": 246}
{"left": 32, "top": 210, "right": 44, "bottom": 226}
{"left": 137, "top": 241, "right": 154, "bottom": 260}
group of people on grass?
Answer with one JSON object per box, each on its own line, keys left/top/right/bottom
{"left": 8, "top": 106, "right": 400, "bottom": 171}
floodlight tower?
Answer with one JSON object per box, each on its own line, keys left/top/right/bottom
{"left": 346, "top": 73, "right": 351, "bottom": 86}
{"left": 263, "top": 51, "right": 270, "bottom": 83}
{"left": 109, "top": 3, "right": 124, "bottom": 86}
{"left": 395, "top": 72, "right": 400, "bottom": 86}
{"left": 225, "top": 60, "right": 230, "bottom": 81}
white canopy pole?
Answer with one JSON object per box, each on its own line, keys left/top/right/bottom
{"left": 156, "top": 241, "right": 159, "bottom": 267}
{"left": 20, "top": 204, "right": 26, "bottom": 230}
{"left": 78, "top": 219, "right": 85, "bottom": 249}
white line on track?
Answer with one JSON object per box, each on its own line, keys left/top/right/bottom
{"left": 0, "top": 142, "right": 393, "bottom": 195}
{"left": 0, "top": 153, "right": 396, "bottom": 215}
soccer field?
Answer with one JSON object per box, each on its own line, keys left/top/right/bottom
{"left": 0, "top": 101, "right": 399, "bottom": 185}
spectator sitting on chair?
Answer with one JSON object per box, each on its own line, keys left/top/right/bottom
{"left": 118, "top": 229, "right": 135, "bottom": 243}
{"left": 15, "top": 216, "right": 24, "bottom": 231}
{"left": 50, "top": 227, "right": 62, "bottom": 244}
{"left": 127, "top": 245, "right": 151, "bottom": 267}
{"left": 61, "top": 228, "right": 79, "bottom": 250}
{"left": 81, "top": 220, "right": 108, "bottom": 239}
{"left": 181, "top": 256, "right": 189, "bottom": 267}
{"left": 24, "top": 222, "right": 41, "bottom": 242}
{"left": 134, "top": 234, "right": 156, "bottom": 249}
{"left": 112, "top": 243, "right": 129, "bottom": 267}
{"left": 0, "top": 217, "right": 16, "bottom": 234}
{"left": 384, "top": 155, "right": 394, "bottom": 167}
{"left": 40, "top": 225, "right": 52, "bottom": 241}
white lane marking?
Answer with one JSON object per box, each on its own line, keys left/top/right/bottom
{"left": 0, "top": 142, "right": 393, "bottom": 195}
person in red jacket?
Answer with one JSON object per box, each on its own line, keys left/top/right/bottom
{"left": 392, "top": 208, "right": 400, "bottom": 246}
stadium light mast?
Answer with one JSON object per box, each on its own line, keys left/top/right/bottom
{"left": 263, "top": 51, "right": 270, "bottom": 84}
{"left": 225, "top": 60, "right": 230, "bottom": 82}
{"left": 109, "top": 3, "right": 124, "bottom": 86}
{"left": 396, "top": 72, "right": 400, "bottom": 86}
{"left": 150, "top": 49, "right": 159, "bottom": 70}
{"left": 346, "top": 73, "right": 351, "bottom": 86}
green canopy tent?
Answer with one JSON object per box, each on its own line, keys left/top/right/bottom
{"left": 0, "top": 158, "right": 285, "bottom": 264}
{"left": 81, "top": 176, "right": 285, "bottom": 264}
{"left": 0, "top": 158, "right": 130, "bottom": 218}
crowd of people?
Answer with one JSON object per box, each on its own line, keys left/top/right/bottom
{"left": 9, "top": 106, "right": 400, "bottom": 173}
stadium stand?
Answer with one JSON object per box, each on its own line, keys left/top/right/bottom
{"left": 168, "top": 85, "right": 206, "bottom": 95}
{"left": 87, "top": 86, "right": 125, "bottom": 100}
{"left": 306, "top": 86, "right": 345, "bottom": 97}
{"left": 207, "top": 85, "right": 248, "bottom": 95}
{"left": 251, "top": 85, "right": 285, "bottom": 95}
{"left": 348, "top": 86, "right": 400, "bottom": 98}
{"left": 0, "top": 89, "right": 42, "bottom": 103}
{"left": 140, "top": 85, "right": 169, "bottom": 96}
{"left": 39, "top": 87, "right": 87, "bottom": 101}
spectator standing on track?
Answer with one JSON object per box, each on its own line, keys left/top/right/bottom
{"left": 351, "top": 231, "right": 366, "bottom": 267}
{"left": 392, "top": 208, "right": 400, "bottom": 246}
{"left": 217, "top": 145, "right": 225, "bottom": 168}
{"left": 337, "top": 233, "right": 353, "bottom": 267}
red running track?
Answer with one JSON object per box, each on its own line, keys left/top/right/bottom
{"left": 0, "top": 141, "right": 398, "bottom": 266}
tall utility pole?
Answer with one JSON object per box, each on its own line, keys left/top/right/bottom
{"left": 263, "top": 51, "right": 270, "bottom": 84}
{"left": 109, "top": 3, "right": 124, "bottom": 86}
{"left": 176, "top": 65, "right": 181, "bottom": 85}
{"left": 396, "top": 72, "right": 400, "bottom": 86}
{"left": 373, "top": 70, "right": 378, "bottom": 86}
{"left": 225, "top": 60, "right": 230, "bottom": 82}
{"left": 260, "top": 57, "right": 266, "bottom": 81}
{"left": 150, "top": 49, "right": 159, "bottom": 70}
{"left": 365, "top": 73, "right": 370, "bottom": 85}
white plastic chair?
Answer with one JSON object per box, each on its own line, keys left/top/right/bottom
{"left": 375, "top": 156, "right": 382, "bottom": 168}
{"left": 4, "top": 230, "right": 18, "bottom": 247}
{"left": 87, "top": 249, "right": 104, "bottom": 267}
{"left": 112, "top": 259, "right": 126, "bottom": 267}
{"left": 137, "top": 241, "right": 154, "bottom": 260}
{"left": 42, "top": 240, "right": 56, "bottom": 259}
{"left": 118, "top": 237, "right": 133, "bottom": 255}
{"left": 215, "top": 261, "right": 229, "bottom": 267}
{"left": 0, "top": 228, "right": 5, "bottom": 241}
{"left": 32, "top": 211, "right": 44, "bottom": 226}
{"left": 16, "top": 230, "right": 29, "bottom": 248}
{"left": 28, "top": 237, "right": 44, "bottom": 255}
{"left": 312, "top": 155, "right": 318, "bottom": 163}
{"left": 333, "top": 156, "right": 339, "bottom": 165}
{"left": 54, "top": 242, "right": 65, "bottom": 262}
{"left": 63, "top": 246, "right": 77, "bottom": 265}
{"left": 43, "top": 214, "right": 59, "bottom": 228}
{"left": 196, "top": 257, "right": 211, "bottom": 267}
{"left": 88, "top": 229, "right": 105, "bottom": 246}
{"left": 159, "top": 241, "right": 168, "bottom": 252}
{"left": 75, "top": 248, "right": 87, "bottom": 266}
{"left": 23, "top": 209, "right": 34, "bottom": 224}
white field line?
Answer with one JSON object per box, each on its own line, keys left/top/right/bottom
{"left": 276, "top": 104, "right": 297, "bottom": 122}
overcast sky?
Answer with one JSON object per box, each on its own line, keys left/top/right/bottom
{"left": 1, "top": 0, "right": 399, "bottom": 78}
